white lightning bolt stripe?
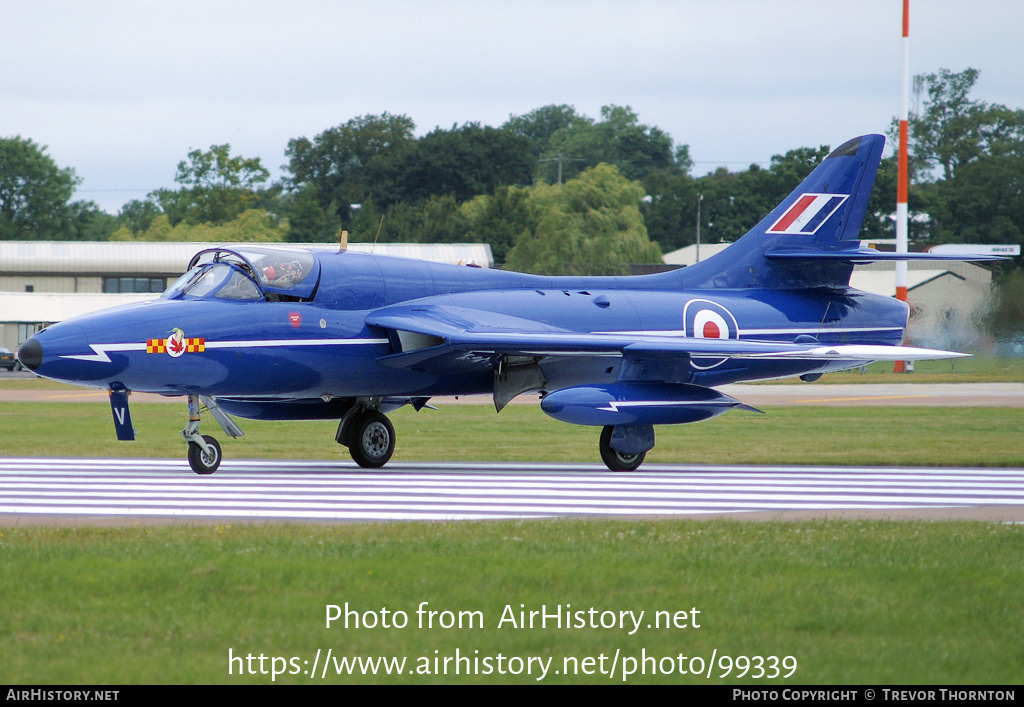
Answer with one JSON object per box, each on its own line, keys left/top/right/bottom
{"left": 61, "top": 338, "right": 389, "bottom": 363}
{"left": 62, "top": 343, "right": 147, "bottom": 362}
{"left": 597, "top": 400, "right": 737, "bottom": 412}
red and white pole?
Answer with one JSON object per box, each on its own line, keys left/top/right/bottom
{"left": 895, "top": 0, "right": 910, "bottom": 372}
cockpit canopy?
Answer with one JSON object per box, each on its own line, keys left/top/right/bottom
{"left": 162, "top": 246, "right": 320, "bottom": 302}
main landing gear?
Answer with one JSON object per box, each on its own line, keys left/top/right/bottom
{"left": 336, "top": 405, "right": 396, "bottom": 468}
{"left": 599, "top": 426, "right": 645, "bottom": 471}
{"left": 597, "top": 424, "right": 654, "bottom": 472}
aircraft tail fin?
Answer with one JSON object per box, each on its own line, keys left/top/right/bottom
{"left": 676, "top": 135, "right": 885, "bottom": 289}
{"left": 674, "top": 134, "right": 1003, "bottom": 290}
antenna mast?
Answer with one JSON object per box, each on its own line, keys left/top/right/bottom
{"left": 895, "top": 0, "right": 910, "bottom": 372}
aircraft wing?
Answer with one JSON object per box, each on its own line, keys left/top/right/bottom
{"left": 366, "top": 303, "right": 967, "bottom": 371}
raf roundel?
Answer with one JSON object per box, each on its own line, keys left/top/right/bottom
{"left": 683, "top": 299, "right": 739, "bottom": 370}
{"left": 683, "top": 299, "right": 738, "bottom": 340}
{"left": 694, "top": 309, "right": 730, "bottom": 340}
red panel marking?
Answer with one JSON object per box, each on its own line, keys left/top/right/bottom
{"left": 898, "top": 122, "right": 909, "bottom": 203}
{"left": 703, "top": 321, "right": 721, "bottom": 338}
{"left": 772, "top": 194, "right": 817, "bottom": 232}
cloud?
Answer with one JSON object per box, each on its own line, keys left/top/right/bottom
{"left": 3, "top": 0, "right": 1021, "bottom": 213}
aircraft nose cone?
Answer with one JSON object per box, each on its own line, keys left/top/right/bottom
{"left": 17, "top": 337, "right": 43, "bottom": 371}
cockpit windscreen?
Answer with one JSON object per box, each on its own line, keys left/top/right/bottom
{"left": 163, "top": 246, "right": 319, "bottom": 301}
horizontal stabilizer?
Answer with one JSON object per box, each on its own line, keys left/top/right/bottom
{"left": 735, "top": 403, "right": 766, "bottom": 415}
{"left": 733, "top": 344, "right": 970, "bottom": 361}
{"left": 765, "top": 248, "right": 1004, "bottom": 264}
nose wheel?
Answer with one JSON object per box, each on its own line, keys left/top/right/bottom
{"left": 187, "top": 434, "right": 222, "bottom": 475}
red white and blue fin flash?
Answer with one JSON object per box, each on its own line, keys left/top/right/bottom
{"left": 768, "top": 193, "right": 849, "bottom": 235}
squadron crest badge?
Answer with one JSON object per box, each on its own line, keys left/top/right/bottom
{"left": 147, "top": 328, "right": 205, "bottom": 357}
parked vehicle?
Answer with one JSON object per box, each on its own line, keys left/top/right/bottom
{"left": 0, "top": 346, "right": 17, "bottom": 371}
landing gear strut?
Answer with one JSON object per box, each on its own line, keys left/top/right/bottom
{"left": 182, "top": 395, "right": 221, "bottom": 474}
{"left": 181, "top": 394, "right": 244, "bottom": 474}
{"left": 337, "top": 404, "right": 396, "bottom": 468}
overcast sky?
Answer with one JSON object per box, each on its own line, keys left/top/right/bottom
{"left": 3, "top": 0, "right": 1022, "bottom": 214}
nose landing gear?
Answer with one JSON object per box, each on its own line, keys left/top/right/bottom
{"left": 181, "top": 395, "right": 243, "bottom": 474}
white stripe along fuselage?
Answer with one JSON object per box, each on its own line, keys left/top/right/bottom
{"left": 62, "top": 338, "right": 390, "bottom": 363}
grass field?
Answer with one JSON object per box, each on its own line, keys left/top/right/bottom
{"left": 2, "top": 401, "right": 1023, "bottom": 467}
{"left": 1, "top": 520, "right": 1022, "bottom": 684}
{"left": 2, "top": 385, "right": 1022, "bottom": 685}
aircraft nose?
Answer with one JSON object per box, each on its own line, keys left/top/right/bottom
{"left": 17, "top": 336, "right": 43, "bottom": 371}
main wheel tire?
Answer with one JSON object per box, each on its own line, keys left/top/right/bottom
{"left": 349, "top": 411, "right": 395, "bottom": 468}
{"left": 187, "top": 434, "right": 222, "bottom": 475}
{"left": 599, "top": 426, "right": 645, "bottom": 472}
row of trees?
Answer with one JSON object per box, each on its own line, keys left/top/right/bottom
{"left": 2, "top": 69, "right": 1022, "bottom": 277}
{"left": 0, "top": 137, "right": 118, "bottom": 241}
{"left": 901, "top": 68, "right": 1024, "bottom": 245}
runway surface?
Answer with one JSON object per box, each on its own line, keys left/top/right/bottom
{"left": 2, "top": 457, "right": 1023, "bottom": 524}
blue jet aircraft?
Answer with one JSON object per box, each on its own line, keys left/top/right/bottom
{"left": 18, "top": 134, "right": 996, "bottom": 473}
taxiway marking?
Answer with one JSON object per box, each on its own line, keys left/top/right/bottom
{"left": 790, "top": 394, "right": 935, "bottom": 403}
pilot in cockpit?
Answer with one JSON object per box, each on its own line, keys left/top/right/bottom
{"left": 259, "top": 257, "right": 304, "bottom": 287}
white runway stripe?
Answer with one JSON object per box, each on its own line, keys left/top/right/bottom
{"left": 7, "top": 476, "right": 915, "bottom": 498}
{"left": 1, "top": 458, "right": 1023, "bottom": 521}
